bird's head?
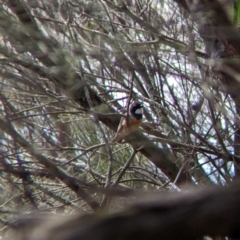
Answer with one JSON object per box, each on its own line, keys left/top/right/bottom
{"left": 129, "top": 102, "right": 143, "bottom": 119}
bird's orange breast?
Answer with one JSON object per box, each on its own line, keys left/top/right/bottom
{"left": 120, "top": 118, "right": 142, "bottom": 136}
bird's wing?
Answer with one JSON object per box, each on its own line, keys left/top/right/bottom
{"left": 111, "top": 117, "right": 126, "bottom": 143}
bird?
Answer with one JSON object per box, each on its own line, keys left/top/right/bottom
{"left": 111, "top": 101, "right": 143, "bottom": 143}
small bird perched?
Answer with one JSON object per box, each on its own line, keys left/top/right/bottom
{"left": 111, "top": 101, "right": 143, "bottom": 143}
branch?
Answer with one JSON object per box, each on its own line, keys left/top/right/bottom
{"left": 185, "top": 0, "right": 240, "bottom": 174}
{"left": 13, "top": 181, "right": 240, "bottom": 240}
{"left": 0, "top": 118, "right": 99, "bottom": 211}
{"left": 5, "top": 0, "right": 191, "bottom": 185}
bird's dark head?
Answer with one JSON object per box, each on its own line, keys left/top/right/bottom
{"left": 129, "top": 102, "right": 143, "bottom": 120}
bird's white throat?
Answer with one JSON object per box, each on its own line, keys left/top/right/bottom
{"left": 135, "top": 108, "right": 143, "bottom": 114}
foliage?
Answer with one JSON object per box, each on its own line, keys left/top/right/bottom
{"left": 0, "top": 0, "right": 240, "bottom": 239}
